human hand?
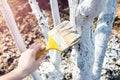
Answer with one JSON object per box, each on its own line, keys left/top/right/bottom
{"left": 16, "top": 43, "right": 46, "bottom": 77}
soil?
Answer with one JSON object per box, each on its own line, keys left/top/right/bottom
{"left": 0, "top": 0, "right": 119, "bottom": 79}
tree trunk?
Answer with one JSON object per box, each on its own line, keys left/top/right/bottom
{"left": 68, "top": 0, "right": 107, "bottom": 80}
{"left": 29, "top": 0, "right": 62, "bottom": 80}
{"left": 93, "top": 0, "right": 117, "bottom": 79}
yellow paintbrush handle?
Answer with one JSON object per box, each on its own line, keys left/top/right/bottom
{"left": 35, "top": 34, "right": 62, "bottom": 60}
{"left": 35, "top": 49, "right": 48, "bottom": 60}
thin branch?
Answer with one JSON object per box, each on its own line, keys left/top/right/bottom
{"left": 28, "top": 0, "right": 49, "bottom": 41}
{"left": 50, "top": 0, "right": 61, "bottom": 26}
{"left": 68, "top": 0, "right": 79, "bottom": 26}
{"left": 49, "top": 0, "right": 62, "bottom": 71}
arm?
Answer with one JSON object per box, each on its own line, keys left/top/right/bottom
{"left": 0, "top": 43, "right": 46, "bottom": 80}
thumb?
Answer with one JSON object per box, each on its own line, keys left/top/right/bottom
{"left": 30, "top": 43, "right": 45, "bottom": 56}
{"left": 39, "top": 43, "right": 46, "bottom": 51}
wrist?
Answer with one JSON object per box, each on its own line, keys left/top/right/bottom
{"left": 14, "top": 68, "right": 29, "bottom": 79}
{"left": 0, "top": 68, "right": 29, "bottom": 80}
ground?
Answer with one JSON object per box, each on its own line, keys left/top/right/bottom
{"left": 0, "top": 0, "right": 119, "bottom": 80}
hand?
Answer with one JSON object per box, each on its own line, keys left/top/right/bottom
{"left": 0, "top": 43, "right": 46, "bottom": 80}
{"left": 16, "top": 43, "right": 46, "bottom": 77}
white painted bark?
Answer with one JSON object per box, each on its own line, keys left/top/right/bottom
{"left": 75, "top": 19, "right": 94, "bottom": 80}
{"left": 28, "top": 0, "right": 62, "bottom": 79}
{"left": 29, "top": 0, "right": 62, "bottom": 70}
{"left": 50, "top": 0, "right": 61, "bottom": 26}
{"left": 68, "top": 0, "right": 105, "bottom": 80}
{"left": 0, "top": 0, "right": 42, "bottom": 80}
{"left": 28, "top": 0, "right": 49, "bottom": 40}
{"left": 93, "top": 0, "right": 117, "bottom": 80}
{"left": 68, "top": 0, "right": 79, "bottom": 26}
{"left": 49, "top": 0, "right": 62, "bottom": 70}
{"left": 28, "top": 0, "right": 50, "bottom": 80}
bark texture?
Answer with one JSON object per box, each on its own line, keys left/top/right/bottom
{"left": 68, "top": 0, "right": 115, "bottom": 80}
{"left": 93, "top": 0, "right": 117, "bottom": 79}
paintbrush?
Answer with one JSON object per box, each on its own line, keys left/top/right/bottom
{"left": 36, "top": 21, "right": 80, "bottom": 60}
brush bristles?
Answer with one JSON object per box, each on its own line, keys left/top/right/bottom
{"left": 48, "top": 21, "right": 81, "bottom": 51}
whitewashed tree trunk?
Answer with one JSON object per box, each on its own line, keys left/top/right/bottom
{"left": 93, "top": 0, "right": 117, "bottom": 80}
{"left": 68, "top": 0, "right": 107, "bottom": 80}
{"left": 28, "top": 0, "right": 50, "bottom": 80}
{"left": 29, "top": 0, "right": 62, "bottom": 80}
{"left": 28, "top": 0, "right": 49, "bottom": 40}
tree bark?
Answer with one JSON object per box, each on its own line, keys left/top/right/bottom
{"left": 50, "top": 0, "right": 61, "bottom": 26}
{"left": 93, "top": 0, "right": 117, "bottom": 79}
{"left": 28, "top": 0, "right": 62, "bottom": 79}
{"left": 28, "top": 0, "right": 49, "bottom": 40}
{"left": 68, "top": 0, "right": 105, "bottom": 80}
{"left": 49, "top": 0, "right": 62, "bottom": 70}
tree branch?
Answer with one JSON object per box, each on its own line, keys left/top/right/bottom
{"left": 28, "top": 0, "right": 49, "bottom": 41}
{"left": 50, "top": 0, "right": 61, "bottom": 26}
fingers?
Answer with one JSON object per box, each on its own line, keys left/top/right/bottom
{"left": 37, "top": 54, "right": 46, "bottom": 63}
{"left": 29, "top": 43, "right": 45, "bottom": 55}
